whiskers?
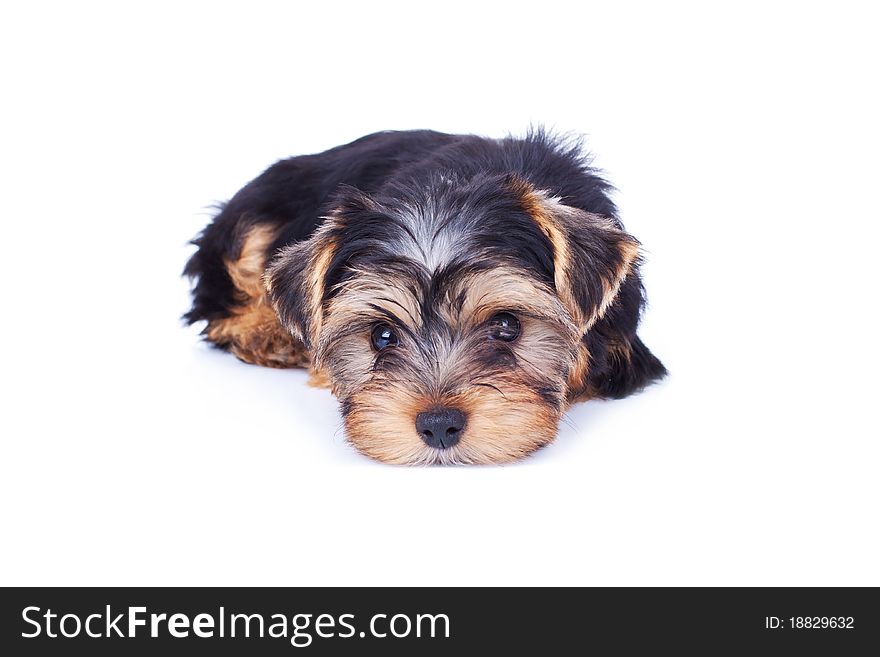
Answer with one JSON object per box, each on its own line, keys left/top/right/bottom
{"left": 471, "top": 381, "right": 509, "bottom": 400}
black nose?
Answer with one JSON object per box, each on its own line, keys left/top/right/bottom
{"left": 415, "top": 407, "right": 465, "bottom": 449}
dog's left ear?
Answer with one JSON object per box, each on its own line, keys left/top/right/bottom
{"left": 512, "top": 177, "right": 641, "bottom": 331}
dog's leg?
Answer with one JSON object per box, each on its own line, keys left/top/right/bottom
{"left": 202, "top": 225, "right": 309, "bottom": 369}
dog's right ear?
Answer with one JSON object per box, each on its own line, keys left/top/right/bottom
{"left": 263, "top": 223, "right": 336, "bottom": 351}
{"left": 264, "top": 188, "right": 378, "bottom": 350}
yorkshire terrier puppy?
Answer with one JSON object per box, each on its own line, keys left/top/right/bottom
{"left": 184, "top": 129, "right": 666, "bottom": 464}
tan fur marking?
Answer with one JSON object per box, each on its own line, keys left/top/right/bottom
{"left": 207, "top": 225, "right": 309, "bottom": 368}
{"left": 226, "top": 225, "right": 276, "bottom": 298}
{"left": 450, "top": 385, "right": 558, "bottom": 463}
{"left": 344, "top": 381, "right": 559, "bottom": 465}
{"left": 591, "top": 237, "right": 640, "bottom": 327}
{"left": 565, "top": 342, "right": 594, "bottom": 405}
{"left": 345, "top": 390, "right": 427, "bottom": 465}
{"left": 306, "top": 237, "right": 336, "bottom": 340}
{"left": 307, "top": 366, "right": 331, "bottom": 389}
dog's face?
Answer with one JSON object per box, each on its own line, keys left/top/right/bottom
{"left": 266, "top": 175, "right": 640, "bottom": 464}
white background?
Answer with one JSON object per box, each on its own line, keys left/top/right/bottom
{"left": 1, "top": 1, "right": 877, "bottom": 586}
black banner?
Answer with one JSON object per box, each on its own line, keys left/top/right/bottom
{"left": 1, "top": 587, "right": 876, "bottom": 654}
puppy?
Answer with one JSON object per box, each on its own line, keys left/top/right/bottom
{"left": 184, "top": 129, "right": 666, "bottom": 464}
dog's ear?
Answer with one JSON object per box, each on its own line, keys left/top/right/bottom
{"left": 512, "top": 177, "right": 641, "bottom": 332}
{"left": 263, "top": 223, "right": 337, "bottom": 351}
{"left": 264, "top": 187, "right": 379, "bottom": 350}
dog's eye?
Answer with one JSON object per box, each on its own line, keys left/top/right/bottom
{"left": 487, "top": 312, "right": 521, "bottom": 341}
{"left": 371, "top": 323, "right": 400, "bottom": 350}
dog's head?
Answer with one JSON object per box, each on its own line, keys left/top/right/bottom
{"left": 265, "top": 174, "right": 643, "bottom": 464}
